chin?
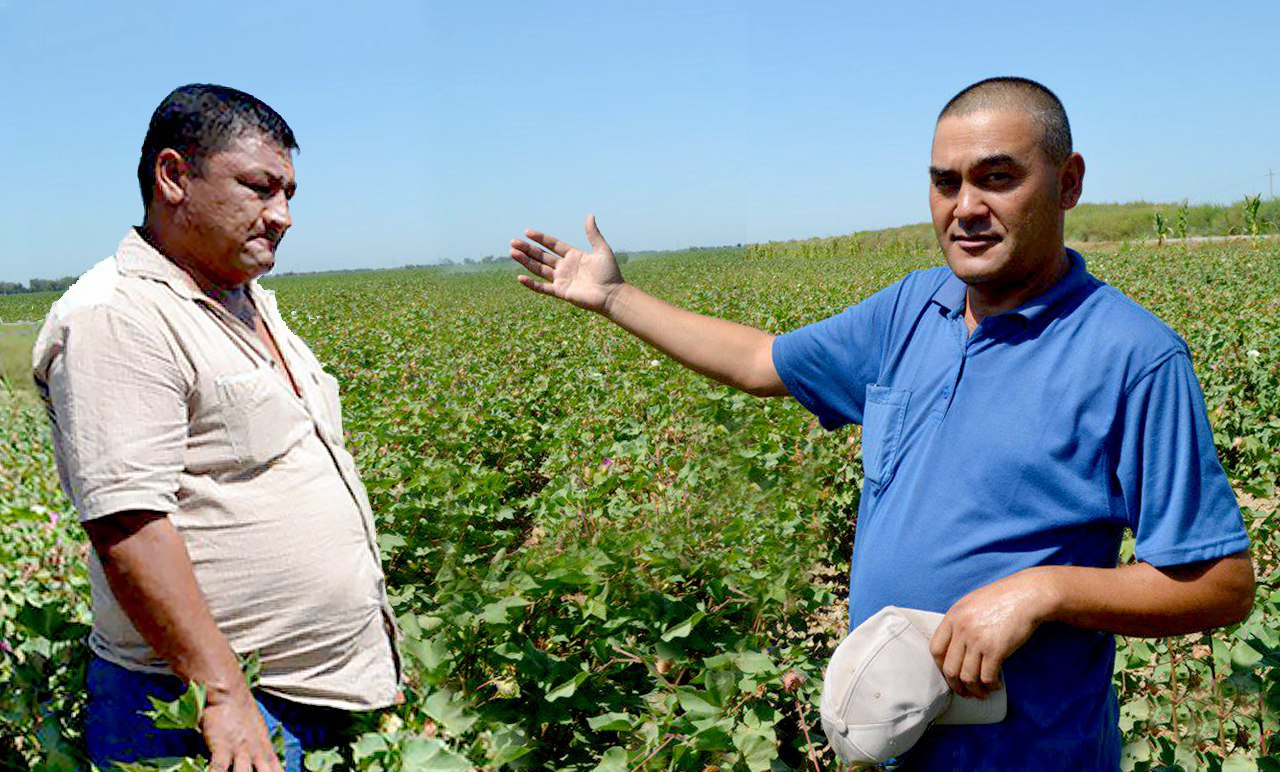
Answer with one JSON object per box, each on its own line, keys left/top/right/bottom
{"left": 944, "top": 252, "right": 1005, "bottom": 286}
{"left": 238, "top": 253, "right": 276, "bottom": 280}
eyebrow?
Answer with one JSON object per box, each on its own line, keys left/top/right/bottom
{"left": 247, "top": 170, "right": 298, "bottom": 196}
{"left": 975, "top": 153, "right": 1018, "bottom": 168}
{"left": 930, "top": 154, "right": 1021, "bottom": 177}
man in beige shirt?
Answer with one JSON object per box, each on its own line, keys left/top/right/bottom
{"left": 32, "top": 84, "right": 399, "bottom": 772}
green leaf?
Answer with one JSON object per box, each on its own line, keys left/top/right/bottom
{"left": 491, "top": 726, "right": 534, "bottom": 765}
{"left": 144, "top": 681, "right": 206, "bottom": 730}
{"left": 351, "top": 732, "right": 390, "bottom": 761}
{"left": 400, "top": 737, "right": 471, "bottom": 770}
{"left": 660, "top": 610, "right": 706, "bottom": 641}
{"left": 1223, "top": 756, "right": 1260, "bottom": 772}
{"left": 731, "top": 722, "right": 777, "bottom": 772}
{"left": 591, "top": 746, "right": 629, "bottom": 772}
{"left": 425, "top": 689, "right": 478, "bottom": 735}
{"left": 587, "top": 712, "right": 636, "bottom": 731}
{"left": 15, "top": 602, "right": 87, "bottom": 642}
{"left": 546, "top": 670, "right": 590, "bottom": 702}
{"left": 303, "top": 749, "right": 342, "bottom": 771}
{"left": 676, "top": 687, "right": 721, "bottom": 716}
{"left": 1120, "top": 739, "right": 1151, "bottom": 772}
{"left": 479, "top": 594, "right": 531, "bottom": 625}
{"left": 732, "top": 651, "right": 776, "bottom": 674}
{"left": 402, "top": 634, "right": 450, "bottom": 684}
{"left": 1230, "top": 639, "right": 1264, "bottom": 671}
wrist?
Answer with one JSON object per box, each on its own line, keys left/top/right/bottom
{"left": 1024, "top": 565, "right": 1067, "bottom": 625}
{"left": 183, "top": 655, "right": 251, "bottom": 705}
{"left": 601, "top": 281, "right": 631, "bottom": 320}
{"left": 202, "top": 675, "right": 253, "bottom": 706}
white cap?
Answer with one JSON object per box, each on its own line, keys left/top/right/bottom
{"left": 820, "top": 606, "right": 1007, "bottom": 765}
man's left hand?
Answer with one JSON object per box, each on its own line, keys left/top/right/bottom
{"left": 929, "top": 567, "right": 1061, "bottom": 699}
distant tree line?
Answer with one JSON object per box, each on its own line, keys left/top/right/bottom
{"left": 0, "top": 277, "right": 78, "bottom": 295}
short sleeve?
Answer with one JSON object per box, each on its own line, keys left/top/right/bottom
{"left": 45, "top": 306, "right": 189, "bottom": 520}
{"left": 1116, "top": 351, "right": 1250, "bottom": 566}
{"left": 771, "top": 281, "right": 902, "bottom": 430}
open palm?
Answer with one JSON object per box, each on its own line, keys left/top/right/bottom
{"left": 509, "top": 214, "right": 624, "bottom": 313}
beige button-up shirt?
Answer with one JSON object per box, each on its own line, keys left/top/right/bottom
{"left": 33, "top": 229, "right": 399, "bottom": 710}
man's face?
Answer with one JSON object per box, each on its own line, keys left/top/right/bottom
{"left": 174, "top": 132, "right": 296, "bottom": 286}
{"left": 929, "top": 109, "right": 1077, "bottom": 291}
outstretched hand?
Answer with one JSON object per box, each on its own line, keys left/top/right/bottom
{"left": 510, "top": 214, "right": 625, "bottom": 314}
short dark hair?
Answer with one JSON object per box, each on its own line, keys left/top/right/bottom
{"left": 138, "top": 83, "right": 298, "bottom": 208}
{"left": 938, "top": 77, "right": 1072, "bottom": 164}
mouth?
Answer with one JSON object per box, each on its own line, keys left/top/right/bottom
{"left": 951, "top": 233, "right": 1002, "bottom": 252}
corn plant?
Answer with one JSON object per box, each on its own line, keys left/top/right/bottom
{"left": 1243, "top": 195, "right": 1264, "bottom": 237}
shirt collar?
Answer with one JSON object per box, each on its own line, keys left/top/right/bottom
{"left": 1008, "top": 248, "right": 1091, "bottom": 324}
{"left": 930, "top": 271, "right": 968, "bottom": 319}
{"left": 929, "top": 248, "right": 1091, "bottom": 324}
{"left": 114, "top": 228, "right": 202, "bottom": 299}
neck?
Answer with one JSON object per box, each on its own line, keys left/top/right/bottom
{"left": 139, "top": 221, "right": 242, "bottom": 292}
{"left": 964, "top": 248, "right": 1071, "bottom": 330}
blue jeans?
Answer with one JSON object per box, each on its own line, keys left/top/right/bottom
{"left": 86, "top": 655, "right": 354, "bottom": 771}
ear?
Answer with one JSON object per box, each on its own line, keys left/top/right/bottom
{"left": 1058, "top": 153, "right": 1085, "bottom": 210}
{"left": 154, "top": 148, "right": 191, "bottom": 206}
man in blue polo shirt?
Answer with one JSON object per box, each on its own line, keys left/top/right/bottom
{"left": 509, "top": 76, "right": 1254, "bottom": 768}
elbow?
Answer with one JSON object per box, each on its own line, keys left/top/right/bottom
{"left": 1224, "top": 574, "right": 1256, "bottom": 627}
{"left": 739, "top": 344, "right": 788, "bottom": 398}
{"left": 742, "top": 379, "right": 788, "bottom": 399}
{"left": 1213, "top": 553, "right": 1256, "bottom": 628}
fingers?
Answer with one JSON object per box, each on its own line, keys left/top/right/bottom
{"left": 933, "top": 619, "right": 1004, "bottom": 700}
{"left": 940, "top": 633, "right": 969, "bottom": 697}
{"left": 929, "top": 619, "right": 952, "bottom": 667}
{"left": 584, "top": 214, "right": 610, "bottom": 254}
{"left": 524, "top": 229, "right": 577, "bottom": 258}
{"left": 510, "top": 239, "right": 559, "bottom": 267}
{"left": 209, "top": 744, "right": 280, "bottom": 772}
{"left": 958, "top": 645, "right": 985, "bottom": 699}
{"left": 516, "top": 274, "right": 558, "bottom": 296}
{"left": 979, "top": 654, "right": 1003, "bottom": 694}
{"left": 510, "top": 241, "right": 555, "bottom": 281}
{"left": 209, "top": 747, "right": 231, "bottom": 772}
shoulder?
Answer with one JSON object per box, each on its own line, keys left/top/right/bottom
{"left": 33, "top": 256, "right": 168, "bottom": 374}
{"left": 1073, "top": 276, "right": 1191, "bottom": 387}
{"left": 891, "top": 265, "right": 954, "bottom": 302}
{"left": 845, "top": 264, "right": 954, "bottom": 321}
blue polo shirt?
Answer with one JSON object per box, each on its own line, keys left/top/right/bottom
{"left": 773, "top": 250, "right": 1248, "bottom": 769}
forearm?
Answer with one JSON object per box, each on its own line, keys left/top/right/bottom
{"left": 602, "top": 283, "right": 786, "bottom": 396}
{"left": 85, "top": 512, "right": 247, "bottom": 700}
{"left": 1036, "top": 552, "right": 1255, "bottom": 637}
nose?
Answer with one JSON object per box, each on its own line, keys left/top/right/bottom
{"left": 953, "top": 182, "right": 989, "bottom": 224}
{"left": 264, "top": 192, "right": 292, "bottom": 233}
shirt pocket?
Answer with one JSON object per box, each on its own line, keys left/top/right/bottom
{"left": 862, "top": 384, "right": 911, "bottom": 491}
{"left": 214, "top": 368, "right": 312, "bottom": 469}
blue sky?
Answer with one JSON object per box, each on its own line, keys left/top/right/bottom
{"left": 1, "top": 0, "right": 1277, "bottom": 282}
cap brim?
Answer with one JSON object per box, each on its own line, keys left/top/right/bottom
{"left": 936, "top": 687, "right": 1007, "bottom": 725}
{"left": 823, "top": 713, "right": 932, "bottom": 765}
